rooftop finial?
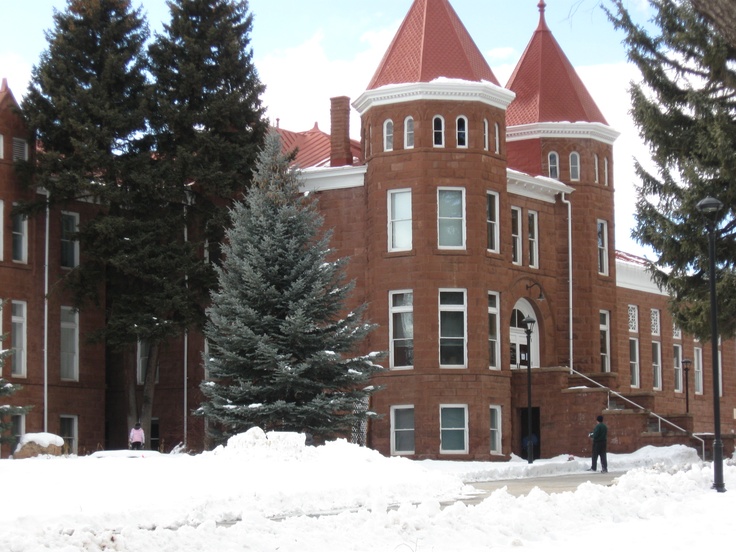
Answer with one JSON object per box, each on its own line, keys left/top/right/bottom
{"left": 537, "top": 0, "right": 549, "bottom": 30}
{"left": 538, "top": 0, "right": 546, "bottom": 13}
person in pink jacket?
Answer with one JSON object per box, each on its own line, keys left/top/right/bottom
{"left": 129, "top": 422, "right": 145, "bottom": 450}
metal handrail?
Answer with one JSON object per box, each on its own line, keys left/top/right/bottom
{"left": 570, "top": 368, "right": 705, "bottom": 459}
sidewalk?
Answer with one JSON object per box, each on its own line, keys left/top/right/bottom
{"left": 460, "top": 471, "right": 621, "bottom": 504}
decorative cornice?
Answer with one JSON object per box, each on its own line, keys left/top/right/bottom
{"left": 506, "top": 122, "right": 620, "bottom": 145}
{"left": 506, "top": 168, "right": 574, "bottom": 203}
{"left": 353, "top": 80, "right": 516, "bottom": 115}
{"left": 300, "top": 164, "right": 367, "bottom": 192}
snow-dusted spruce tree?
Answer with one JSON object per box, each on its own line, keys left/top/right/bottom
{"left": 198, "top": 133, "right": 383, "bottom": 443}
{"left": 0, "top": 342, "right": 29, "bottom": 446}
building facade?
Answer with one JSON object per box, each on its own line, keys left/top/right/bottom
{"left": 0, "top": 0, "right": 733, "bottom": 460}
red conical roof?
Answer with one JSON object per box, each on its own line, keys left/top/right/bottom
{"left": 367, "top": 0, "right": 499, "bottom": 89}
{"left": 506, "top": 1, "right": 607, "bottom": 126}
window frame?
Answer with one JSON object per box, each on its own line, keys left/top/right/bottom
{"left": 439, "top": 404, "right": 468, "bottom": 454}
{"left": 594, "top": 154, "right": 600, "bottom": 183}
{"left": 391, "top": 405, "right": 415, "bottom": 455}
{"left": 433, "top": 115, "right": 445, "bottom": 147}
{"left": 483, "top": 119, "right": 489, "bottom": 151}
{"left": 61, "top": 211, "right": 80, "bottom": 269}
{"left": 388, "top": 189, "right": 412, "bottom": 252}
{"left": 569, "top": 152, "right": 580, "bottom": 181}
{"left": 528, "top": 210, "right": 539, "bottom": 268}
{"left": 600, "top": 310, "right": 611, "bottom": 372}
{"left": 490, "top": 405, "right": 502, "bottom": 455}
{"left": 488, "top": 292, "right": 500, "bottom": 370}
{"left": 673, "top": 343, "right": 683, "bottom": 393}
{"left": 486, "top": 191, "right": 499, "bottom": 253}
{"left": 11, "top": 207, "right": 28, "bottom": 264}
{"left": 494, "top": 122, "right": 500, "bottom": 154}
{"left": 12, "top": 137, "right": 28, "bottom": 161}
{"left": 597, "top": 220, "right": 609, "bottom": 275}
{"left": 60, "top": 415, "right": 78, "bottom": 455}
{"left": 11, "top": 413, "right": 25, "bottom": 452}
{"left": 60, "top": 306, "right": 79, "bottom": 381}
{"left": 652, "top": 341, "right": 662, "bottom": 391}
{"left": 694, "top": 347, "right": 703, "bottom": 395}
{"left": 511, "top": 206, "right": 522, "bottom": 265}
{"left": 11, "top": 300, "right": 27, "bottom": 378}
{"left": 604, "top": 157, "right": 610, "bottom": 186}
{"left": 404, "top": 116, "right": 414, "bottom": 149}
{"left": 439, "top": 289, "right": 467, "bottom": 368}
{"left": 629, "top": 337, "right": 640, "bottom": 388}
{"left": 437, "top": 187, "right": 466, "bottom": 249}
{"left": 389, "top": 290, "right": 414, "bottom": 370}
{"left": 456, "top": 115, "right": 468, "bottom": 148}
{"left": 548, "top": 151, "right": 559, "bottom": 179}
{"left": 383, "top": 119, "right": 394, "bottom": 152}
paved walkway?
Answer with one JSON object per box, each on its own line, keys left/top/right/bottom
{"left": 460, "top": 471, "right": 621, "bottom": 504}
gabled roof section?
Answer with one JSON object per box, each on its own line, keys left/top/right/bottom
{"left": 367, "top": 0, "right": 499, "bottom": 89}
{"left": 0, "top": 78, "right": 21, "bottom": 112}
{"left": 505, "top": 1, "right": 607, "bottom": 126}
{"left": 273, "top": 123, "right": 361, "bottom": 169}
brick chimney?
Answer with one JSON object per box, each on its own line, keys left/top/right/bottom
{"left": 330, "top": 96, "right": 352, "bottom": 167}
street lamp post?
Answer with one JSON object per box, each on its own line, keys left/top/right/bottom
{"left": 682, "top": 358, "right": 692, "bottom": 414}
{"left": 696, "top": 196, "right": 726, "bottom": 492}
{"left": 523, "top": 315, "right": 536, "bottom": 464}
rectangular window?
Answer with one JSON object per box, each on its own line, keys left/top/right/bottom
{"left": 11, "top": 414, "right": 25, "bottom": 452}
{"left": 570, "top": 152, "right": 580, "bottom": 181}
{"left": 694, "top": 347, "right": 703, "bottom": 394}
{"left": 60, "top": 415, "right": 78, "bottom": 455}
{"left": 604, "top": 157, "right": 610, "bottom": 186}
{"left": 483, "top": 119, "right": 489, "bottom": 151}
{"left": 629, "top": 338, "right": 640, "bottom": 388}
{"left": 61, "top": 212, "right": 79, "bottom": 268}
{"left": 528, "top": 210, "right": 538, "bottom": 268}
{"left": 383, "top": 120, "right": 393, "bottom": 152}
{"left": 12, "top": 137, "right": 28, "bottom": 161}
{"left": 628, "top": 305, "right": 639, "bottom": 333}
{"left": 11, "top": 301, "right": 26, "bottom": 377}
{"left": 486, "top": 192, "right": 499, "bottom": 253}
{"left": 389, "top": 291, "right": 414, "bottom": 369}
{"left": 388, "top": 190, "right": 412, "bottom": 251}
{"left": 440, "top": 405, "right": 468, "bottom": 454}
{"left": 60, "top": 307, "right": 79, "bottom": 381}
{"left": 488, "top": 292, "right": 500, "bottom": 369}
{"left": 511, "top": 207, "right": 522, "bottom": 265}
{"left": 391, "top": 405, "right": 415, "bottom": 455}
{"left": 673, "top": 344, "right": 682, "bottom": 393}
{"left": 0, "top": 134, "right": 3, "bottom": 159}
{"left": 494, "top": 122, "right": 500, "bottom": 154}
{"left": 652, "top": 341, "right": 662, "bottom": 390}
{"left": 594, "top": 154, "right": 599, "bottom": 183}
{"left": 597, "top": 220, "right": 608, "bottom": 275}
{"left": 600, "top": 310, "right": 610, "bottom": 372}
{"left": 437, "top": 188, "right": 465, "bottom": 249}
{"left": 439, "top": 290, "right": 466, "bottom": 367}
{"left": 490, "top": 405, "right": 502, "bottom": 455}
{"left": 12, "top": 209, "right": 27, "bottom": 263}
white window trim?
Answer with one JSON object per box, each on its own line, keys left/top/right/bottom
{"left": 490, "top": 405, "right": 502, "bottom": 455}
{"left": 488, "top": 291, "right": 500, "bottom": 370}
{"left": 60, "top": 415, "right": 78, "bottom": 455}
{"left": 404, "top": 116, "right": 414, "bottom": 149}
{"left": 456, "top": 115, "right": 468, "bottom": 148}
{"left": 594, "top": 154, "right": 600, "bottom": 183}
{"left": 652, "top": 341, "right": 662, "bottom": 391}
{"left": 0, "top": 134, "right": 4, "bottom": 159}
{"left": 528, "top": 210, "right": 539, "bottom": 269}
{"left": 433, "top": 115, "right": 445, "bottom": 148}
{"left": 630, "top": 337, "right": 640, "bottom": 388}
{"left": 600, "top": 310, "right": 610, "bottom": 373}
{"left": 548, "top": 151, "right": 559, "bottom": 179}
{"left": 389, "top": 290, "right": 413, "bottom": 370}
{"left": 11, "top": 206, "right": 28, "bottom": 264}
{"left": 628, "top": 304, "right": 639, "bottom": 333}
{"left": 437, "top": 187, "right": 466, "bottom": 250}
{"left": 388, "top": 189, "right": 412, "bottom": 252}
{"left": 604, "top": 157, "right": 610, "bottom": 186}
{"left": 483, "top": 119, "right": 489, "bottom": 151}
{"left": 439, "top": 404, "right": 468, "bottom": 454}
{"left": 673, "top": 343, "right": 683, "bottom": 393}
{"left": 390, "top": 405, "right": 415, "bottom": 455}
{"left": 383, "top": 119, "right": 394, "bottom": 152}
{"left": 511, "top": 206, "right": 522, "bottom": 265}
{"left": 60, "top": 306, "right": 79, "bottom": 382}
{"left": 486, "top": 191, "right": 499, "bottom": 253}
{"left": 597, "top": 219, "right": 609, "bottom": 276}
{"left": 569, "top": 151, "right": 580, "bottom": 181}
{"left": 439, "top": 289, "right": 467, "bottom": 368}
{"left": 61, "top": 211, "right": 80, "bottom": 269}
{"left": 694, "top": 347, "right": 703, "bottom": 395}
{"left": 11, "top": 300, "right": 27, "bottom": 378}
{"left": 494, "top": 122, "right": 500, "bottom": 154}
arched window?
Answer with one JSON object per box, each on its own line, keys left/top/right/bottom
{"left": 604, "top": 157, "right": 610, "bottom": 186}
{"left": 569, "top": 152, "right": 580, "bottom": 181}
{"left": 456, "top": 116, "right": 468, "bottom": 148}
{"left": 494, "top": 122, "right": 500, "bottom": 154}
{"left": 548, "top": 152, "right": 559, "bottom": 179}
{"left": 433, "top": 115, "right": 445, "bottom": 147}
{"left": 594, "top": 154, "right": 600, "bottom": 183}
{"left": 483, "top": 119, "right": 489, "bottom": 151}
{"left": 383, "top": 119, "right": 394, "bottom": 152}
{"left": 509, "top": 302, "right": 538, "bottom": 370}
{"left": 404, "top": 116, "right": 414, "bottom": 149}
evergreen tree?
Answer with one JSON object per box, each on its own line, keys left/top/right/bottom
{"left": 19, "top": 0, "right": 212, "bottom": 439}
{"left": 608, "top": 0, "right": 736, "bottom": 340}
{"left": 198, "top": 134, "right": 383, "bottom": 443}
{"left": 0, "top": 324, "right": 30, "bottom": 448}
{"left": 148, "top": 0, "right": 268, "bottom": 253}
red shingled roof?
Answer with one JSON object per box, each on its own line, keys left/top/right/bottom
{"left": 505, "top": 1, "right": 607, "bottom": 126}
{"left": 273, "top": 124, "right": 361, "bottom": 169}
{"left": 367, "top": 0, "right": 499, "bottom": 89}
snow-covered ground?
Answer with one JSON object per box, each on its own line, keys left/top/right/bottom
{"left": 1, "top": 428, "right": 733, "bottom": 551}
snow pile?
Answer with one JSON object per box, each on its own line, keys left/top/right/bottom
{"left": 16, "top": 431, "right": 64, "bottom": 449}
{"left": 0, "top": 430, "right": 733, "bottom": 551}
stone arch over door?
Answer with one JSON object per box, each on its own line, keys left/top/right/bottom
{"left": 509, "top": 298, "right": 539, "bottom": 370}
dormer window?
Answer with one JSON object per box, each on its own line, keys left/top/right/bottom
{"left": 404, "top": 116, "right": 414, "bottom": 149}
{"left": 548, "top": 152, "right": 559, "bottom": 179}
{"left": 383, "top": 119, "right": 394, "bottom": 152}
{"left": 433, "top": 116, "right": 445, "bottom": 147}
{"left": 456, "top": 116, "right": 468, "bottom": 148}
{"left": 570, "top": 152, "right": 580, "bottom": 181}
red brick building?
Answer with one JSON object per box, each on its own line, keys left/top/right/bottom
{"left": 1, "top": 0, "right": 733, "bottom": 460}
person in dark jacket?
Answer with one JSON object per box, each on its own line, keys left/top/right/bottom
{"left": 588, "top": 415, "right": 608, "bottom": 473}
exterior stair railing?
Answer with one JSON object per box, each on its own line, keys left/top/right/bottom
{"left": 570, "top": 368, "right": 705, "bottom": 458}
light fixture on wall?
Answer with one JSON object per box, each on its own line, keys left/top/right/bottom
{"left": 526, "top": 282, "right": 544, "bottom": 301}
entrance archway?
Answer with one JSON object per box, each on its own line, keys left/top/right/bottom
{"left": 509, "top": 299, "right": 538, "bottom": 370}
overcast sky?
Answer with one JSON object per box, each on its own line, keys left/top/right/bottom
{"left": 0, "top": 0, "right": 656, "bottom": 257}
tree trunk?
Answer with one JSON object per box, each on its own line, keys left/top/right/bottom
{"left": 124, "top": 346, "right": 138, "bottom": 446}
{"left": 690, "top": 0, "right": 736, "bottom": 49}
{"left": 139, "top": 341, "right": 160, "bottom": 451}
